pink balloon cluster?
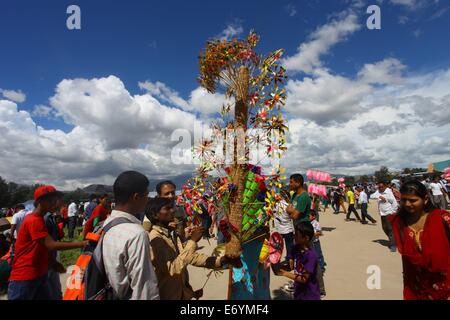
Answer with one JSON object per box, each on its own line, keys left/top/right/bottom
{"left": 306, "top": 170, "right": 332, "bottom": 182}
{"left": 337, "top": 177, "right": 346, "bottom": 188}
{"left": 308, "top": 184, "right": 328, "bottom": 198}
{"left": 443, "top": 167, "right": 450, "bottom": 179}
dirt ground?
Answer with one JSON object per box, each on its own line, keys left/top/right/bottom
{"left": 185, "top": 202, "right": 403, "bottom": 300}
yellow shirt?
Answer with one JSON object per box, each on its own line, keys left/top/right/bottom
{"left": 347, "top": 190, "right": 355, "bottom": 205}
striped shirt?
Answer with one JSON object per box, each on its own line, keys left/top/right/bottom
{"left": 102, "top": 210, "right": 160, "bottom": 300}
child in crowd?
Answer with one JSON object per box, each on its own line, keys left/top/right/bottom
{"left": 310, "top": 212, "right": 326, "bottom": 296}
{"left": 311, "top": 194, "right": 320, "bottom": 221}
{"left": 272, "top": 221, "right": 321, "bottom": 300}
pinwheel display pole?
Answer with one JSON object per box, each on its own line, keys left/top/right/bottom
{"left": 226, "top": 66, "right": 249, "bottom": 260}
{"left": 195, "top": 32, "right": 289, "bottom": 299}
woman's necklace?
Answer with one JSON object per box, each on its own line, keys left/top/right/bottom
{"left": 407, "top": 212, "right": 428, "bottom": 252}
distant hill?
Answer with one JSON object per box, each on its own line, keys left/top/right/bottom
{"left": 82, "top": 184, "right": 113, "bottom": 194}
{"left": 80, "top": 174, "right": 194, "bottom": 195}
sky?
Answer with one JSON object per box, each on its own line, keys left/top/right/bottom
{"left": 1, "top": 0, "right": 450, "bottom": 190}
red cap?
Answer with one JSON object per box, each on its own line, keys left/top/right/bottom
{"left": 34, "top": 185, "right": 63, "bottom": 201}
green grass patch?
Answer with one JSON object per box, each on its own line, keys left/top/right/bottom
{"left": 59, "top": 226, "right": 84, "bottom": 268}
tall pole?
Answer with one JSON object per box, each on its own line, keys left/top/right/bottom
{"left": 225, "top": 65, "right": 249, "bottom": 260}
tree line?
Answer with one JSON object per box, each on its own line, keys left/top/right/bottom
{"left": 0, "top": 176, "right": 102, "bottom": 209}
{"left": 0, "top": 167, "right": 427, "bottom": 208}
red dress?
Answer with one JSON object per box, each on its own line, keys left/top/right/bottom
{"left": 390, "top": 209, "right": 450, "bottom": 300}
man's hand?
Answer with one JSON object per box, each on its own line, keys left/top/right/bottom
{"left": 286, "top": 204, "right": 295, "bottom": 214}
{"left": 190, "top": 226, "right": 204, "bottom": 242}
{"left": 219, "top": 256, "right": 240, "bottom": 268}
{"left": 168, "top": 218, "right": 179, "bottom": 230}
{"left": 271, "top": 263, "right": 287, "bottom": 276}
{"left": 379, "top": 196, "right": 386, "bottom": 203}
{"left": 193, "top": 289, "right": 203, "bottom": 300}
{"left": 279, "top": 269, "right": 288, "bottom": 276}
{"left": 185, "top": 226, "right": 194, "bottom": 238}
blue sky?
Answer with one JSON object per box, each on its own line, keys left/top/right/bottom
{"left": 2, "top": 1, "right": 449, "bottom": 119}
{"left": 1, "top": 0, "right": 450, "bottom": 188}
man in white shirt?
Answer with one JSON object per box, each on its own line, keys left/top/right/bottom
{"left": 67, "top": 201, "right": 78, "bottom": 239}
{"left": 101, "top": 171, "right": 159, "bottom": 300}
{"left": 273, "top": 199, "right": 294, "bottom": 263}
{"left": 370, "top": 181, "right": 398, "bottom": 252}
{"left": 358, "top": 187, "right": 376, "bottom": 224}
{"left": 429, "top": 176, "right": 446, "bottom": 210}
{"left": 10, "top": 204, "right": 30, "bottom": 240}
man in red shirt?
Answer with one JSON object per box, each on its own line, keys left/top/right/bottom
{"left": 60, "top": 204, "right": 68, "bottom": 227}
{"left": 82, "top": 193, "right": 111, "bottom": 239}
{"left": 8, "top": 185, "right": 88, "bottom": 300}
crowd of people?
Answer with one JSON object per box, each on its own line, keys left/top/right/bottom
{"left": 270, "top": 174, "right": 449, "bottom": 300}
{"left": 0, "top": 170, "right": 448, "bottom": 300}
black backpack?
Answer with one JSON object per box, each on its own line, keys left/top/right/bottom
{"left": 84, "top": 217, "right": 132, "bottom": 300}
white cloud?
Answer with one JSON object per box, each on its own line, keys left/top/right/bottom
{"left": 0, "top": 76, "right": 208, "bottom": 189}
{"left": 0, "top": 89, "right": 26, "bottom": 103}
{"left": 390, "top": 0, "right": 418, "bottom": 8}
{"left": 285, "top": 4, "right": 297, "bottom": 17}
{"left": 32, "top": 104, "right": 57, "bottom": 118}
{"left": 138, "top": 81, "right": 190, "bottom": 110}
{"left": 282, "top": 97, "right": 450, "bottom": 175}
{"left": 49, "top": 76, "right": 204, "bottom": 151}
{"left": 285, "top": 68, "right": 372, "bottom": 124}
{"left": 403, "top": 94, "right": 450, "bottom": 126}
{"left": 389, "top": 0, "right": 433, "bottom": 10}
{"left": 413, "top": 29, "right": 423, "bottom": 38}
{"left": 139, "top": 80, "right": 231, "bottom": 116}
{"left": 283, "top": 12, "right": 361, "bottom": 73}
{"left": 398, "top": 15, "right": 409, "bottom": 24}
{"left": 430, "top": 6, "right": 450, "bottom": 20}
{"left": 358, "top": 120, "right": 410, "bottom": 139}
{"left": 277, "top": 7, "right": 449, "bottom": 175}
{"left": 357, "top": 58, "right": 406, "bottom": 85}
{"left": 281, "top": 65, "right": 450, "bottom": 175}
{"left": 217, "top": 21, "right": 243, "bottom": 41}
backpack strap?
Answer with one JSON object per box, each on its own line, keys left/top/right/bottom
{"left": 89, "top": 217, "right": 133, "bottom": 300}
{"left": 101, "top": 217, "right": 131, "bottom": 233}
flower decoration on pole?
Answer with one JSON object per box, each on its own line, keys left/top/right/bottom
{"left": 190, "top": 31, "right": 289, "bottom": 267}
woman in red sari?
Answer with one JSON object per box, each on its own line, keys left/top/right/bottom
{"left": 389, "top": 180, "right": 449, "bottom": 300}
